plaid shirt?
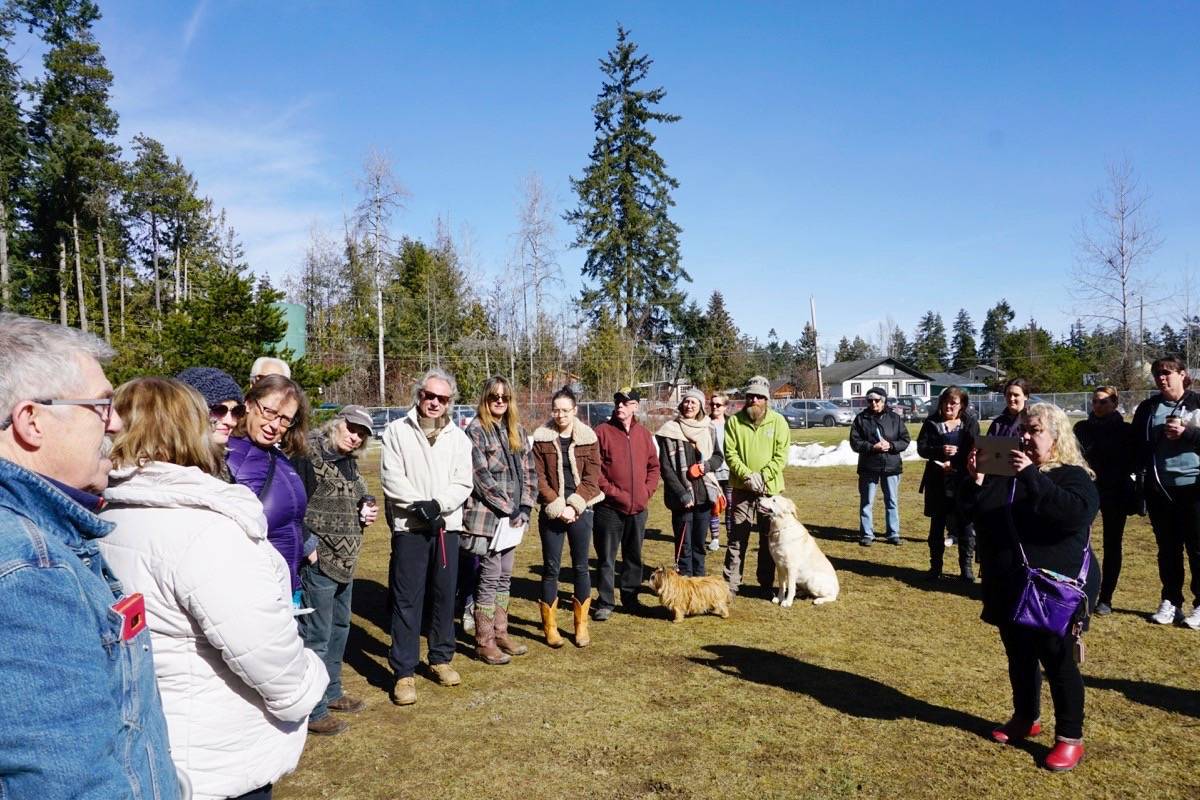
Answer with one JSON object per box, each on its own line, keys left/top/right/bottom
{"left": 462, "top": 418, "right": 538, "bottom": 539}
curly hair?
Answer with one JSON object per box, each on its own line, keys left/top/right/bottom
{"left": 1025, "top": 402, "right": 1094, "bottom": 478}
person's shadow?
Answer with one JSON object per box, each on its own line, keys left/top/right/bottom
{"left": 688, "top": 645, "right": 1037, "bottom": 754}
{"left": 1084, "top": 675, "right": 1200, "bottom": 719}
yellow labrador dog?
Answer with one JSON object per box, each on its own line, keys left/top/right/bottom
{"left": 757, "top": 495, "right": 839, "bottom": 607}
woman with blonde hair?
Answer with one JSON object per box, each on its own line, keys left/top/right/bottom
{"left": 227, "top": 373, "right": 313, "bottom": 605}
{"left": 461, "top": 376, "right": 538, "bottom": 664}
{"left": 962, "top": 402, "right": 1099, "bottom": 772}
{"left": 98, "top": 377, "right": 327, "bottom": 800}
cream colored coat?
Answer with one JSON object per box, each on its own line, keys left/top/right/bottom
{"left": 380, "top": 406, "right": 474, "bottom": 533}
{"left": 99, "top": 462, "right": 328, "bottom": 800}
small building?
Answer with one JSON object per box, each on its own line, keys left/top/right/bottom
{"left": 962, "top": 364, "right": 1004, "bottom": 386}
{"left": 769, "top": 378, "right": 797, "bottom": 400}
{"left": 822, "top": 357, "right": 934, "bottom": 400}
{"left": 928, "top": 371, "right": 988, "bottom": 396}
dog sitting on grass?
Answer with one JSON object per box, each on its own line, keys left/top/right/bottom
{"left": 649, "top": 566, "right": 732, "bottom": 622}
{"left": 757, "top": 494, "right": 840, "bottom": 607}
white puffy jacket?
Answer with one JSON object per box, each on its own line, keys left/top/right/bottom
{"left": 99, "top": 462, "right": 329, "bottom": 800}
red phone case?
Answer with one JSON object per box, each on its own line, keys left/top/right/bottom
{"left": 112, "top": 593, "right": 146, "bottom": 641}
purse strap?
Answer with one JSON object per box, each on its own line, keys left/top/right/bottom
{"left": 1006, "top": 475, "right": 1091, "bottom": 585}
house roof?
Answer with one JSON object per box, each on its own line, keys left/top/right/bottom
{"left": 928, "top": 371, "right": 987, "bottom": 388}
{"left": 821, "top": 357, "right": 935, "bottom": 385}
{"left": 769, "top": 378, "right": 794, "bottom": 392}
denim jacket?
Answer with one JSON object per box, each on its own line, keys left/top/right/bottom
{"left": 0, "top": 458, "right": 180, "bottom": 800}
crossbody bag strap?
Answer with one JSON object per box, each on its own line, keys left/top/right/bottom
{"left": 1007, "top": 474, "right": 1091, "bottom": 584}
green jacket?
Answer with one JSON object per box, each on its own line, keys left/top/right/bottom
{"left": 724, "top": 408, "right": 791, "bottom": 495}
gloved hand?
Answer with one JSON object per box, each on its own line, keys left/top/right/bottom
{"left": 411, "top": 499, "right": 442, "bottom": 524}
{"left": 745, "top": 472, "right": 766, "bottom": 495}
{"left": 687, "top": 463, "right": 705, "bottom": 480}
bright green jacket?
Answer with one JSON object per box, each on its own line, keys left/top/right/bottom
{"left": 724, "top": 408, "right": 791, "bottom": 495}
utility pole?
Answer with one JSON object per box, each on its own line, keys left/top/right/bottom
{"left": 810, "top": 295, "right": 824, "bottom": 399}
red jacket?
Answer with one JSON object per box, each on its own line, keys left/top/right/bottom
{"left": 594, "top": 416, "right": 661, "bottom": 515}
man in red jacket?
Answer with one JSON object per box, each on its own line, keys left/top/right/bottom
{"left": 592, "top": 387, "right": 661, "bottom": 620}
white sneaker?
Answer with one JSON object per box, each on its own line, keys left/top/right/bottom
{"left": 1151, "top": 599, "right": 1183, "bottom": 625}
{"left": 708, "top": 538, "right": 720, "bottom": 552}
{"left": 944, "top": 536, "right": 957, "bottom": 547}
{"left": 1182, "top": 606, "right": 1200, "bottom": 630}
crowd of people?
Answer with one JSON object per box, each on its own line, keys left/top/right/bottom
{"left": 1, "top": 310, "right": 1197, "bottom": 797}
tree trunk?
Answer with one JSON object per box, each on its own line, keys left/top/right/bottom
{"left": 58, "top": 237, "right": 68, "bottom": 325}
{"left": 119, "top": 257, "right": 126, "bottom": 338}
{"left": 97, "top": 231, "right": 111, "bottom": 342}
{"left": 72, "top": 212, "right": 88, "bottom": 332}
{"left": 151, "top": 213, "right": 161, "bottom": 319}
{"left": 174, "top": 244, "right": 181, "bottom": 305}
{"left": 183, "top": 254, "right": 189, "bottom": 300}
{"left": 0, "top": 200, "right": 9, "bottom": 311}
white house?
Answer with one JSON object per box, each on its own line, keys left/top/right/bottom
{"left": 822, "top": 357, "right": 934, "bottom": 400}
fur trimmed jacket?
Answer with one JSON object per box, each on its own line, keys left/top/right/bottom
{"left": 532, "top": 420, "right": 604, "bottom": 519}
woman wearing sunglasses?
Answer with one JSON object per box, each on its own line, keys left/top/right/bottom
{"left": 461, "top": 376, "right": 538, "bottom": 664}
{"left": 176, "top": 367, "right": 246, "bottom": 481}
{"left": 227, "top": 373, "right": 313, "bottom": 604}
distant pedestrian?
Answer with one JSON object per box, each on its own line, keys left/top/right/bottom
{"left": 917, "top": 387, "right": 979, "bottom": 580}
{"left": 723, "top": 376, "right": 790, "bottom": 598}
{"left": 656, "top": 387, "right": 724, "bottom": 577}
{"left": 250, "top": 356, "right": 291, "bottom": 384}
{"left": 707, "top": 392, "right": 732, "bottom": 551}
{"left": 850, "top": 387, "right": 910, "bottom": 547}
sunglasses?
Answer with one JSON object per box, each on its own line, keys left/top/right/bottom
{"left": 487, "top": 393, "right": 510, "bottom": 404}
{"left": 420, "top": 390, "right": 451, "bottom": 405}
{"left": 210, "top": 402, "right": 247, "bottom": 421}
{"left": 710, "top": 402, "right": 725, "bottom": 408}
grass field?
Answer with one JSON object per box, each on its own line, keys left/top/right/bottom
{"left": 277, "top": 437, "right": 1200, "bottom": 800}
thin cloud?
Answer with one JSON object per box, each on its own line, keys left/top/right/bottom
{"left": 182, "top": 0, "right": 208, "bottom": 51}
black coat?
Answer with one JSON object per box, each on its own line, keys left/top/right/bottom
{"left": 1073, "top": 412, "right": 1135, "bottom": 505}
{"left": 657, "top": 433, "right": 723, "bottom": 513}
{"left": 1130, "top": 390, "right": 1200, "bottom": 495}
{"left": 916, "top": 411, "right": 980, "bottom": 518}
{"left": 960, "top": 464, "right": 1100, "bottom": 628}
{"left": 849, "top": 410, "right": 910, "bottom": 477}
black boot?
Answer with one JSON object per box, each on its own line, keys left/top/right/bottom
{"left": 959, "top": 526, "right": 976, "bottom": 583}
{"left": 927, "top": 528, "right": 945, "bottom": 580}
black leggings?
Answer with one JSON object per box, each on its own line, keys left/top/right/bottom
{"left": 1097, "top": 496, "right": 1128, "bottom": 606}
{"left": 998, "top": 624, "right": 1084, "bottom": 740}
{"left": 539, "top": 509, "right": 592, "bottom": 604}
{"left": 1145, "top": 482, "right": 1200, "bottom": 608}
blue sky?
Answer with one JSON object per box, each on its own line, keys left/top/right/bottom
{"left": 15, "top": 1, "right": 1200, "bottom": 356}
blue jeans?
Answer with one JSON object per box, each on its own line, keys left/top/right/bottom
{"left": 859, "top": 473, "right": 900, "bottom": 541}
{"left": 299, "top": 564, "right": 352, "bottom": 721}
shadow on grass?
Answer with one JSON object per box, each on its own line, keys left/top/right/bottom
{"left": 828, "top": 554, "right": 977, "bottom": 598}
{"left": 1084, "top": 675, "right": 1200, "bottom": 719}
{"left": 691, "top": 644, "right": 997, "bottom": 740}
{"left": 347, "top": 578, "right": 394, "bottom": 690}
{"left": 806, "top": 524, "right": 862, "bottom": 543}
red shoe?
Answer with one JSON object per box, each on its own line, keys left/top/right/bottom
{"left": 990, "top": 717, "right": 1042, "bottom": 744}
{"left": 1044, "top": 740, "right": 1084, "bottom": 772}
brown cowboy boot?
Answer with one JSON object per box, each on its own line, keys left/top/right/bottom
{"left": 494, "top": 593, "right": 528, "bottom": 656}
{"left": 473, "top": 605, "right": 510, "bottom": 665}
{"left": 538, "top": 599, "right": 564, "bottom": 648}
{"left": 573, "top": 597, "right": 591, "bottom": 648}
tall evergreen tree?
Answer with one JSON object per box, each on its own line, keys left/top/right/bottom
{"left": 565, "top": 25, "right": 687, "bottom": 341}
{"left": 980, "top": 299, "right": 1015, "bottom": 368}
{"left": 0, "top": 10, "right": 28, "bottom": 311}
{"left": 910, "top": 311, "right": 949, "bottom": 371}
{"left": 834, "top": 335, "right": 873, "bottom": 362}
{"left": 950, "top": 309, "right": 978, "bottom": 373}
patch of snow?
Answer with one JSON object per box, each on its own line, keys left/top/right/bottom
{"left": 789, "top": 440, "right": 920, "bottom": 468}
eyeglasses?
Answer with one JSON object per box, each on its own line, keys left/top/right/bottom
{"left": 253, "top": 400, "right": 295, "bottom": 429}
{"left": 710, "top": 401, "right": 725, "bottom": 408}
{"left": 210, "top": 402, "right": 247, "bottom": 421}
{"left": 868, "top": 397, "right": 886, "bottom": 403}
{"left": 487, "top": 393, "right": 509, "bottom": 404}
{"left": 1, "top": 397, "right": 114, "bottom": 430}
{"left": 420, "top": 390, "right": 451, "bottom": 405}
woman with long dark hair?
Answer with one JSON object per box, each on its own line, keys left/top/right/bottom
{"left": 989, "top": 378, "right": 1030, "bottom": 437}
{"left": 917, "top": 386, "right": 979, "bottom": 580}
{"left": 461, "top": 376, "right": 538, "bottom": 664}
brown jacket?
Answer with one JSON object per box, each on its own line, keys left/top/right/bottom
{"left": 532, "top": 420, "right": 604, "bottom": 519}
{"left": 594, "top": 416, "right": 661, "bottom": 515}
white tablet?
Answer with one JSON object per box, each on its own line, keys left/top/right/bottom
{"left": 976, "top": 436, "right": 1021, "bottom": 477}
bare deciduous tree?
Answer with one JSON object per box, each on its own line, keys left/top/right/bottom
{"left": 1072, "top": 159, "right": 1162, "bottom": 385}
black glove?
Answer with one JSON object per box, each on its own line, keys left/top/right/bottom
{"left": 411, "top": 499, "right": 442, "bottom": 524}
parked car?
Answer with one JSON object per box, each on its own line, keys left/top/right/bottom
{"left": 582, "top": 402, "right": 614, "bottom": 428}
{"left": 451, "top": 405, "right": 476, "bottom": 430}
{"left": 778, "top": 399, "right": 855, "bottom": 428}
{"left": 370, "top": 406, "right": 408, "bottom": 438}
{"left": 889, "top": 396, "right": 928, "bottom": 421}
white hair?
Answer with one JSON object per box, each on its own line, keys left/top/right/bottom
{"left": 411, "top": 368, "right": 458, "bottom": 404}
{"left": 250, "top": 356, "right": 291, "bottom": 380}
{"left": 0, "top": 314, "right": 115, "bottom": 423}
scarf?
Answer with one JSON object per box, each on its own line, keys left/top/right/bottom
{"left": 657, "top": 414, "right": 721, "bottom": 501}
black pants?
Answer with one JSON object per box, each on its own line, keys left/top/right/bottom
{"left": 388, "top": 529, "right": 459, "bottom": 678}
{"left": 927, "top": 507, "right": 974, "bottom": 575}
{"left": 231, "top": 785, "right": 272, "bottom": 800}
{"left": 539, "top": 509, "right": 593, "bottom": 603}
{"left": 998, "top": 624, "right": 1084, "bottom": 740}
{"left": 593, "top": 505, "right": 647, "bottom": 609}
{"left": 1145, "top": 482, "right": 1200, "bottom": 607}
{"left": 672, "top": 506, "right": 711, "bottom": 577}
{"left": 1097, "top": 495, "right": 1128, "bottom": 605}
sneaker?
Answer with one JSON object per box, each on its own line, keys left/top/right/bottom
{"left": 1094, "top": 602, "right": 1112, "bottom": 616}
{"left": 328, "top": 694, "right": 366, "bottom": 713}
{"left": 708, "top": 538, "right": 720, "bottom": 552}
{"left": 886, "top": 536, "right": 902, "bottom": 546}
{"left": 308, "top": 715, "right": 348, "bottom": 736}
{"left": 1182, "top": 606, "right": 1200, "bottom": 630}
{"left": 461, "top": 603, "right": 475, "bottom": 635}
{"left": 1150, "top": 599, "right": 1183, "bottom": 625}
{"left": 390, "top": 676, "right": 416, "bottom": 706}
{"left": 426, "top": 662, "right": 461, "bottom": 687}
{"left": 945, "top": 535, "right": 957, "bottom": 547}
{"left": 859, "top": 537, "right": 873, "bottom": 547}
{"left": 591, "top": 605, "right": 613, "bottom": 622}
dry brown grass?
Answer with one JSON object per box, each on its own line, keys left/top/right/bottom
{"left": 278, "top": 446, "right": 1200, "bottom": 800}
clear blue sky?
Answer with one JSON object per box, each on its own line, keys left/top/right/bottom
{"left": 16, "top": 1, "right": 1200, "bottom": 357}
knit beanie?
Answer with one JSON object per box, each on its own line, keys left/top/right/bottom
{"left": 175, "top": 367, "right": 244, "bottom": 406}
{"left": 679, "top": 387, "right": 707, "bottom": 411}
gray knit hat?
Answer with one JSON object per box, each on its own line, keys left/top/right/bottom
{"left": 678, "top": 387, "right": 706, "bottom": 412}
{"left": 175, "top": 367, "right": 244, "bottom": 406}
{"left": 744, "top": 375, "right": 770, "bottom": 397}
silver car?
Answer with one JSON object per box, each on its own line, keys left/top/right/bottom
{"left": 778, "top": 399, "right": 855, "bottom": 428}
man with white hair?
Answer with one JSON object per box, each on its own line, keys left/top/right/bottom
{"left": 0, "top": 314, "right": 179, "bottom": 798}
{"left": 381, "top": 368, "right": 473, "bottom": 706}
{"left": 250, "top": 355, "right": 291, "bottom": 384}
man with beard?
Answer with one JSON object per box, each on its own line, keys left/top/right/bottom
{"left": 723, "top": 375, "right": 791, "bottom": 598}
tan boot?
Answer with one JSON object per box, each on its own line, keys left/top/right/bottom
{"left": 494, "top": 593, "right": 528, "bottom": 656}
{"left": 573, "top": 597, "right": 591, "bottom": 648}
{"left": 539, "top": 599, "right": 564, "bottom": 648}
{"left": 390, "top": 676, "right": 416, "bottom": 706}
{"left": 474, "top": 605, "right": 510, "bottom": 665}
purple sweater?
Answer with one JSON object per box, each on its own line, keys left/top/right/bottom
{"left": 226, "top": 436, "right": 308, "bottom": 590}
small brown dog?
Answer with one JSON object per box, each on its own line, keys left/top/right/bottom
{"left": 648, "top": 566, "right": 731, "bottom": 622}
